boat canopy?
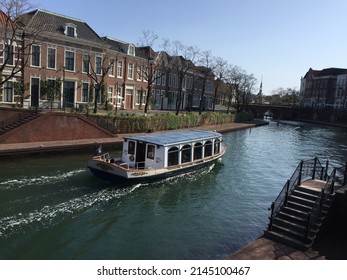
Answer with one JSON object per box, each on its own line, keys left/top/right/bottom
{"left": 123, "top": 130, "right": 222, "bottom": 147}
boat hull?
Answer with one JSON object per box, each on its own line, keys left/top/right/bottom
{"left": 87, "top": 156, "right": 222, "bottom": 183}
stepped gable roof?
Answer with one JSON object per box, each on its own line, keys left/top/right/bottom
{"left": 18, "top": 9, "right": 103, "bottom": 43}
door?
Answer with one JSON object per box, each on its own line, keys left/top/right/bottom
{"left": 31, "top": 78, "right": 39, "bottom": 107}
{"left": 63, "top": 81, "right": 75, "bottom": 108}
{"left": 135, "top": 141, "right": 146, "bottom": 168}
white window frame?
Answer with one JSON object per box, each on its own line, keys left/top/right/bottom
{"left": 128, "top": 45, "right": 135, "bottom": 56}
{"left": 31, "top": 44, "right": 41, "bottom": 67}
{"left": 64, "top": 50, "right": 75, "bottom": 71}
{"left": 47, "top": 47, "right": 56, "bottom": 69}
{"left": 117, "top": 61, "right": 123, "bottom": 78}
{"left": 128, "top": 63, "right": 134, "bottom": 80}
{"left": 95, "top": 55, "right": 102, "bottom": 75}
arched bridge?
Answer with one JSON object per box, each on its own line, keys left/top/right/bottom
{"left": 240, "top": 104, "right": 302, "bottom": 120}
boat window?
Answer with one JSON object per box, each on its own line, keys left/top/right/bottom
{"left": 168, "top": 147, "right": 179, "bottom": 166}
{"left": 204, "top": 140, "right": 213, "bottom": 157}
{"left": 128, "top": 140, "right": 136, "bottom": 154}
{"left": 193, "top": 142, "right": 203, "bottom": 160}
{"left": 214, "top": 139, "right": 220, "bottom": 154}
{"left": 147, "top": 144, "right": 155, "bottom": 160}
{"left": 181, "top": 144, "right": 191, "bottom": 163}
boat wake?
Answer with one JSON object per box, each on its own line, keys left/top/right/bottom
{"left": 0, "top": 169, "right": 86, "bottom": 191}
{"left": 0, "top": 182, "right": 142, "bottom": 238}
{"left": 151, "top": 163, "right": 216, "bottom": 186}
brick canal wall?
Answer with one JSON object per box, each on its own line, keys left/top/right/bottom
{"left": 0, "top": 112, "right": 115, "bottom": 144}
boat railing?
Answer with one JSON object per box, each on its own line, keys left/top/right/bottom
{"left": 93, "top": 153, "right": 110, "bottom": 161}
{"left": 118, "top": 161, "right": 156, "bottom": 171}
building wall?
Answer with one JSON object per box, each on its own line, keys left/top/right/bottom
{"left": 1, "top": 9, "right": 214, "bottom": 112}
{"left": 0, "top": 112, "right": 114, "bottom": 144}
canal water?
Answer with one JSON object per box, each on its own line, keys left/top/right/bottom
{"left": 0, "top": 121, "right": 346, "bottom": 260}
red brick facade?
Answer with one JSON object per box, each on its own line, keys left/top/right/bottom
{"left": 0, "top": 112, "right": 115, "bottom": 144}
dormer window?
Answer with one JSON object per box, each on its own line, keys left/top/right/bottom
{"left": 65, "top": 23, "right": 77, "bottom": 38}
{"left": 128, "top": 45, "right": 135, "bottom": 56}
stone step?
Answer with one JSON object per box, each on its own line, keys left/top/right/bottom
{"left": 263, "top": 229, "right": 313, "bottom": 251}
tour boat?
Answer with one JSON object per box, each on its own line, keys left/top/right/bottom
{"left": 87, "top": 130, "right": 226, "bottom": 182}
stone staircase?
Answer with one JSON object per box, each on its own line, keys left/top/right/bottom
{"left": 264, "top": 183, "right": 335, "bottom": 250}
{"left": 0, "top": 112, "right": 41, "bottom": 135}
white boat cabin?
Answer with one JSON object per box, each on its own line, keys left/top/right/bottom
{"left": 121, "top": 130, "right": 223, "bottom": 169}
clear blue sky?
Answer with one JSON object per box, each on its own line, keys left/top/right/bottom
{"left": 35, "top": 0, "right": 347, "bottom": 95}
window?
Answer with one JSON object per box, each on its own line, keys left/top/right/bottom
{"left": 168, "top": 147, "right": 179, "bottom": 166}
{"left": 181, "top": 144, "right": 192, "bottom": 163}
{"left": 156, "top": 71, "right": 161, "bottom": 85}
{"left": 82, "top": 54, "right": 89, "bottom": 73}
{"left": 66, "top": 26, "right": 75, "bottom": 37}
{"left": 204, "top": 140, "right": 213, "bottom": 157}
{"left": 153, "top": 89, "right": 159, "bottom": 105}
{"left": 193, "top": 142, "right": 203, "bottom": 160}
{"left": 4, "top": 81, "right": 13, "bottom": 102}
{"left": 117, "top": 61, "right": 123, "bottom": 77}
{"left": 128, "top": 141, "right": 136, "bottom": 155}
{"left": 108, "top": 86, "right": 114, "bottom": 102}
{"left": 128, "top": 63, "right": 134, "bottom": 79}
{"left": 128, "top": 45, "right": 135, "bottom": 56}
{"left": 137, "top": 65, "right": 142, "bottom": 80}
{"left": 65, "top": 51, "right": 75, "bottom": 71}
{"left": 162, "top": 73, "right": 166, "bottom": 86}
{"left": 173, "top": 74, "right": 177, "bottom": 87}
{"left": 214, "top": 139, "right": 221, "bottom": 154}
{"left": 136, "top": 89, "right": 146, "bottom": 105}
{"left": 143, "top": 67, "right": 148, "bottom": 82}
{"left": 168, "top": 73, "right": 172, "bottom": 87}
{"left": 47, "top": 48, "right": 56, "bottom": 69}
{"left": 45, "top": 79, "right": 59, "bottom": 101}
{"left": 147, "top": 144, "right": 155, "bottom": 160}
{"left": 31, "top": 45, "right": 40, "bottom": 66}
{"left": 109, "top": 60, "right": 115, "bottom": 76}
{"left": 65, "top": 23, "right": 77, "bottom": 38}
{"left": 96, "top": 56, "right": 102, "bottom": 75}
{"left": 4, "top": 45, "right": 14, "bottom": 65}
{"left": 82, "top": 83, "right": 89, "bottom": 102}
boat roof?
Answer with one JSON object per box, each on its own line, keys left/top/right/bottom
{"left": 124, "top": 130, "right": 222, "bottom": 146}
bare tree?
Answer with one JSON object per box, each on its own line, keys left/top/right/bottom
{"left": 138, "top": 29, "right": 158, "bottom": 48}
{"left": 212, "top": 57, "right": 228, "bottom": 111}
{"left": 162, "top": 39, "right": 199, "bottom": 114}
{"left": 85, "top": 44, "right": 114, "bottom": 114}
{"left": 138, "top": 30, "right": 166, "bottom": 114}
{"left": 0, "top": 0, "right": 37, "bottom": 106}
{"left": 196, "top": 50, "right": 216, "bottom": 115}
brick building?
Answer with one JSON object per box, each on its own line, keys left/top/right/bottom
{"left": 0, "top": 9, "right": 214, "bottom": 111}
{"left": 300, "top": 67, "right": 347, "bottom": 110}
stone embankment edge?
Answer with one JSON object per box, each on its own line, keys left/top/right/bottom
{"left": 0, "top": 121, "right": 267, "bottom": 157}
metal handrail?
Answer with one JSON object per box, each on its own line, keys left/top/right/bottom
{"left": 268, "top": 157, "right": 325, "bottom": 230}
{"left": 306, "top": 162, "right": 347, "bottom": 240}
